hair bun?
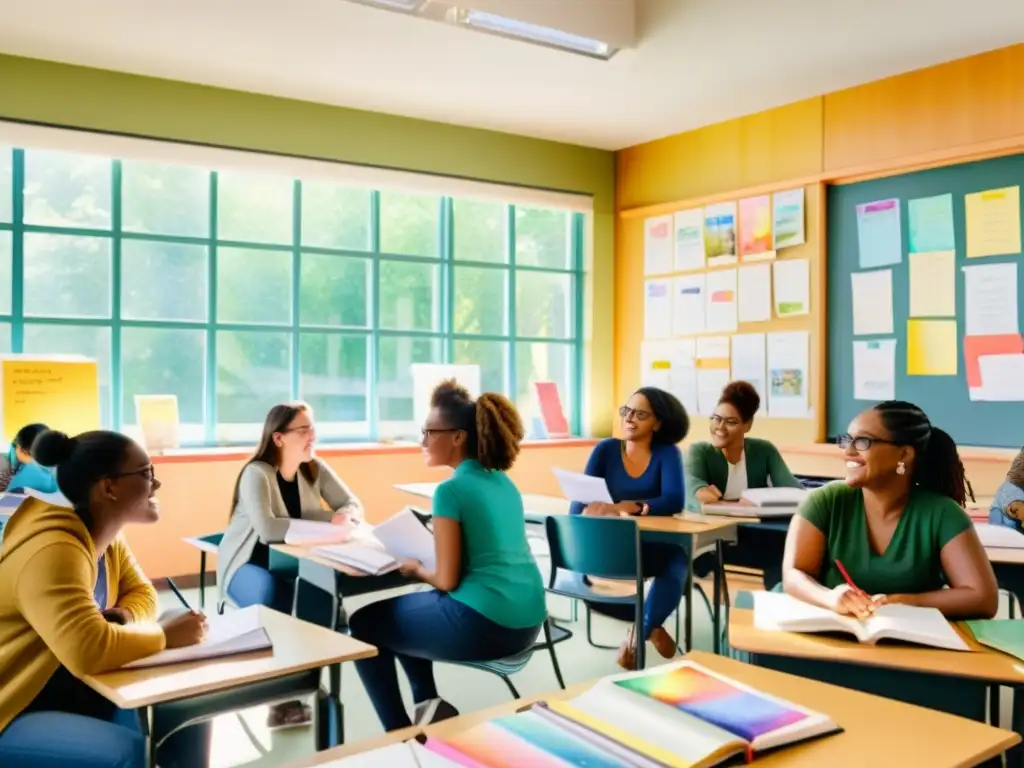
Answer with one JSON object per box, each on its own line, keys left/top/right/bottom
{"left": 31, "top": 429, "right": 76, "bottom": 468}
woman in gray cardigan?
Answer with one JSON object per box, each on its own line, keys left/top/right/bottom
{"left": 217, "top": 401, "right": 363, "bottom": 728}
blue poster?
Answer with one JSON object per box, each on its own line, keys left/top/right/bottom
{"left": 908, "top": 193, "right": 955, "bottom": 253}
{"left": 856, "top": 198, "right": 903, "bottom": 269}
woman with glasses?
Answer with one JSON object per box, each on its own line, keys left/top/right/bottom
{"left": 784, "top": 400, "right": 997, "bottom": 620}
{"left": 569, "top": 387, "right": 689, "bottom": 670}
{"left": 0, "top": 429, "right": 209, "bottom": 767}
{"left": 684, "top": 380, "right": 802, "bottom": 588}
{"left": 348, "top": 380, "right": 545, "bottom": 732}
{"left": 218, "top": 401, "right": 363, "bottom": 729}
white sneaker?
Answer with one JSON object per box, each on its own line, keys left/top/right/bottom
{"left": 413, "top": 698, "right": 460, "bottom": 726}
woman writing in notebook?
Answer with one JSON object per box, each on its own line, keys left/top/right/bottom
{"left": 570, "top": 386, "right": 689, "bottom": 670}
{"left": 783, "top": 400, "right": 997, "bottom": 620}
{"left": 0, "top": 429, "right": 208, "bottom": 767}
{"left": 685, "top": 380, "right": 802, "bottom": 588}
{"left": 218, "top": 401, "right": 363, "bottom": 729}
{"left": 349, "top": 380, "right": 546, "bottom": 732}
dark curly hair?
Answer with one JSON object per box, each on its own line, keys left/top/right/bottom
{"left": 1007, "top": 448, "right": 1024, "bottom": 490}
{"left": 431, "top": 379, "right": 525, "bottom": 472}
{"left": 633, "top": 387, "right": 689, "bottom": 446}
{"left": 718, "top": 380, "right": 760, "bottom": 423}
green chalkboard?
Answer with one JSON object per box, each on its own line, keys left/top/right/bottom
{"left": 827, "top": 153, "right": 1024, "bottom": 448}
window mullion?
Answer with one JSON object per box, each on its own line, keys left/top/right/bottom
{"left": 369, "top": 190, "right": 381, "bottom": 440}
{"left": 573, "top": 212, "right": 584, "bottom": 436}
{"left": 205, "top": 172, "right": 218, "bottom": 444}
{"left": 111, "top": 160, "right": 123, "bottom": 430}
{"left": 11, "top": 149, "right": 23, "bottom": 353}
{"left": 506, "top": 205, "right": 516, "bottom": 399}
{"left": 291, "top": 181, "right": 301, "bottom": 402}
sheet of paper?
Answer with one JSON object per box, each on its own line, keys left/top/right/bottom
{"left": 964, "top": 334, "right": 1024, "bottom": 398}
{"left": 739, "top": 195, "right": 773, "bottom": 260}
{"left": 703, "top": 201, "right": 737, "bottom": 266}
{"left": 964, "top": 262, "right": 1019, "bottom": 336}
{"left": 695, "top": 336, "right": 730, "bottom": 416}
{"left": 730, "top": 333, "right": 766, "bottom": 404}
{"left": 639, "top": 340, "right": 673, "bottom": 392}
{"left": 766, "top": 331, "right": 810, "bottom": 418}
{"left": 975, "top": 523, "right": 1024, "bottom": 549}
{"left": 643, "top": 278, "right": 672, "bottom": 340}
{"left": 856, "top": 198, "right": 902, "bottom": 269}
{"left": 553, "top": 468, "right": 613, "bottom": 504}
{"left": 704, "top": 268, "right": 738, "bottom": 332}
{"left": 772, "top": 188, "right": 805, "bottom": 249}
{"left": 643, "top": 215, "right": 673, "bottom": 276}
{"left": 672, "top": 273, "right": 706, "bottom": 335}
{"left": 853, "top": 339, "right": 896, "bottom": 401}
{"left": 123, "top": 606, "right": 270, "bottom": 669}
{"left": 908, "top": 193, "right": 955, "bottom": 253}
{"left": 669, "top": 338, "right": 699, "bottom": 414}
{"left": 737, "top": 263, "right": 771, "bottom": 323}
{"left": 966, "top": 186, "right": 1022, "bottom": 258}
{"left": 374, "top": 507, "right": 437, "bottom": 572}
{"left": 976, "top": 354, "right": 1024, "bottom": 402}
{"left": 850, "top": 269, "right": 894, "bottom": 336}
{"left": 908, "top": 250, "right": 955, "bottom": 317}
{"left": 284, "top": 519, "right": 355, "bottom": 546}
{"left": 907, "top": 319, "right": 958, "bottom": 375}
{"left": 772, "top": 258, "right": 810, "bottom": 317}
{"left": 673, "top": 207, "right": 705, "bottom": 272}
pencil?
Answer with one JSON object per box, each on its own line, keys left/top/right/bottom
{"left": 166, "top": 578, "right": 193, "bottom": 610}
{"left": 833, "top": 559, "right": 865, "bottom": 595}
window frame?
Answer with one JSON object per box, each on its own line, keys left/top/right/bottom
{"left": 0, "top": 147, "right": 585, "bottom": 445}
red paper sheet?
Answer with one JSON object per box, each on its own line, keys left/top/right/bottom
{"left": 963, "top": 334, "right": 1024, "bottom": 388}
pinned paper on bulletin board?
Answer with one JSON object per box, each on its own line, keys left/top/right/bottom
{"left": 0, "top": 356, "right": 100, "bottom": 441}
{"left": 695, "top": 336, "right": 731, "bottom": 416}
{"left": 853, "top": 339, "right": 896, "bottom": 401}
{"left": 704, "top": 202, "right": 738, "bottom": 266}
{"left": 739, "top": 195, "right": 774, "bottom": 261}
{"left": 644, "top": 215, "right": 673, "bottom": 276}
{"left": 673, "top": 208, "right": 706, "bottom": 273}
{"left": 704, "top": 269, "right": 738, "bottom": 332}
{"left": 907, "top": 320, "right": 958, "bottom": 376}
{"left": 908, "top": 251, "right": 955, "bottom": 318}
{"left": 964, "top": 334, "right": 1024, "bottom": 401}
{"left": 856, "top": 198, "right": 902, "bottom": 269}
{"left": 772, "top": 188, "right": 805, "bottom": 250}
{"left": 772, "top": 259, "right": 810, "bottom": 317}
{"left": 672, "top": 274, "right": 706, "bottom": 336}
{"left": 965, "top": 186, "right": 1021, "bottom": 258}
{"left": 908, "top": 194, "right": 955, "bottom": 254}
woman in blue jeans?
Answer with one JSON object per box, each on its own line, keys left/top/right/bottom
{"left": 349, "top": 380, "right": 547, "bottom": 732}
{"left": 569, "top": 386, "right": 690, "bottom": 670}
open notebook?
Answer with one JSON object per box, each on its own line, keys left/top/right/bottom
{"left": 311, "top": 507, "right": 434, "bottom": 575}
{"left": 753, "top": 591, "right": 970, "bottom": 651}
{"left": 121, "top": 606, "right": 272, "bottom": 669}
{"left": 426, "top": 661, "right": 839, "bottom": 767}
{"left": 283, "top": 518, "right": 358, "bottom": 546}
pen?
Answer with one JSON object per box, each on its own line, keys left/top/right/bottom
{"left": 166, "top": 578, "right": 193, "bottom": 610}
{"left": 833, "top": 559, "right": 865, "bottom": 596}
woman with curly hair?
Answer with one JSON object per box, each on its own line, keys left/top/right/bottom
{"left": 349, "top": 380, "right": 546, "bottom": 732}
{"left": 990, "top": 447, "right": 1024, "bottom": 529}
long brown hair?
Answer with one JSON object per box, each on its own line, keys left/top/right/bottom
{"left": 229, "top": 401, "right": 319, "bottom": 518}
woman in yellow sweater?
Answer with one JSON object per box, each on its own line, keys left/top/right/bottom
{"left": 0, "top": 429, "right": 207, "bottom": 768}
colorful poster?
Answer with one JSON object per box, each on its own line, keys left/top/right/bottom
{"left": 908, "top": 194, "right": 955, "bottom": 253}
{"left": 766, "top": 331, "right": 810, "bottom": 418}
{"left": 853, "top": 339, "right": 896, "bottom": 401}
{"left": 856, "top": 198, "right": 902, "bottom": 269}
{"left": 704, "top": 268, "right": 737, "bottom": 333}
{"left": 850, "top": 269, "right": 894, "bottom": 336}
{"left": 739, "top": 195, "right": 773, "bottom": 260}
{"left": 772, "top": 188, "right": 805, "bottom": 249}
{"left": 673, "top": 208, "right": 705, "bottom": 272}
{"left": 703, "top": 201, "right": 737, "bottom": 266}
{"left": 907, "top": 319, "right": 958, "bottom": 375}
{"left": 772, "top": 258, "right": 810, "bottom": 317}
{"left": 908, "top": 251, "right": 955, "bottom": 318}
{"left": 643, "top": 215, "right": 673, "bottom": 276}
{"left": 965, "top": 186, "right": 1021, "bottom": 258}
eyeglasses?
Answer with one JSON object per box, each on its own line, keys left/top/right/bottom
{"left": 836, "top": 434, "right": 897, "bottom": 452}
{"left": 709, "top": 414, "right": 741, "bottom": 428}
{"left": 112, "top": 465, "right": 156, "bottom": 482}
{"left": 281, "top": 424, "right": 315, "bottom": 437}
{"left": 618, "top": 406, "right": 652, "bottom": 421}
{"left": 421, "top": 427, "right": 459, "bottom": 439}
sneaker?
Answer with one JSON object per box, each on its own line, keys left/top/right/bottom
{"left": 413, "top": 698, "right": 460, "bottom": 726}
{"left": 266, "top": 700, "right": 312, "bottom": 730}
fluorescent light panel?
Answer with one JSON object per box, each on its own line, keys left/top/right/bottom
{"left": 461, "top": 10, "right": 615, "bottom": 59}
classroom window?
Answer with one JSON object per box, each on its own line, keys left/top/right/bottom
{"left": 0, "top": 145, "right": 584, "bottom": 444}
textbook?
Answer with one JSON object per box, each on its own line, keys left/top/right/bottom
{"left": 753, "top": 591, "right": 971, "bottom": 651}
{"left": 322, "top": 740, "right": 459, "bottom": 766}
{"left": 965, "top": 619, "right": 1024, "bottom": 663}
{"left": 702, "top": 488, "right": 807, "bottom": 519}
{"left": 974, "top": 523, "right": 1024, "bottom": 549}
{"left": 122, "top": 606, "right": 272, "bottom": 668}
{"left": 283, "top": 518, "right": 357, "bottom": 546}
{"left": 311, "top": 506, "right": 434, "bottom": 575}
{"left": 425, "top": 661, "right": 839, "bottom": 767}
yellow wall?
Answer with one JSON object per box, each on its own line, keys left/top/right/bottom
{"left": 614, "top": 43, "right": 1024, "bottom": 464}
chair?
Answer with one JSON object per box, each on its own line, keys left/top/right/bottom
{"left": 544, "top": 514, "right": 649, "bottom": 667}
{"left": 447, "top": 618, "right": 572, "bottom": 698}
{"left": 166, "top": 532, "right": 224, "bottom": 612}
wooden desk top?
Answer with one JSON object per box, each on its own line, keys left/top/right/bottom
{"left": 636, "top": 514, "right": 742, "bottom": 536}
{"left": 182, "top": 536, "right": 220, "bottom": 555}
{"left": 283, "top": 650, "right": 1018, "bottom": 768}
{"left": 987, "top": 547, "right": 1024, "bottom": 565}
{"left": 83, "top": 606, "right": 376, "bottom": 709}
{"left": 271, "top": 543, "right": 372, "bottom": 577}
{"left": 729, "top": 608, "right": 1024, "bottom": 684}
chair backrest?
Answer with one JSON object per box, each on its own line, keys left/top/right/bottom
{"left": 200, "top": 532, "right": 224, "bottom": 546}
{"left": 545, "top": 514, "right": 642, "bottom": 582}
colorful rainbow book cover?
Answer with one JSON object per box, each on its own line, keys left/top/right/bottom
{"left": 424, "top": 710, "right": 639, "bottom": 768}
{"left": 613, "top": 664, "right": 809, "bottom": 743}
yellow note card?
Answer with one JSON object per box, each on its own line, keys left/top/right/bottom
{"left": 965, "top": 186, "right": 1022, "bottom": 258}
{"left": 1, "top": 357, "right": 100, "bottom": 441}
{"left": 908, "top": 250, "right": 955, "bottom": 317}
{"left": 907, "top": 320, "right": 958, "bottom": 375}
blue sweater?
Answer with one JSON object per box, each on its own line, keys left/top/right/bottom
{"left": 569, "top": 438, "right": 685, "bottom": 517}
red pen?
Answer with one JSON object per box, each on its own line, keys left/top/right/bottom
{"left": 834, "top": 559, "right": 867, "bottom": 597}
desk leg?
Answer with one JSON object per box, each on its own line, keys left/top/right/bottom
{"left": 316, "top": 662, "right": 345, "bottom": 750}
{"left": 712, "top": 540, "right": 723, "bottom": 655}
{"left": 684, "top": 543, "right": 694, "bottom": 653}
{"left": 199, "top": 552, "right": 207, "bottom": 610}
{"left": 138, "top": 706, "right": 156, "bottom": 768}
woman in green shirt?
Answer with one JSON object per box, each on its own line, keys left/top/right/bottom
{"left": 784, "top": 400, "right": 997, "bottom": 620}
{"left": 685, "top": 381, "right": 801, "bottom": 587}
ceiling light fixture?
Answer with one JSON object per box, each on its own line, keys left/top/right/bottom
{"left": 347, "top": 0, "right": 427, "bottom": 12}
{"left": 451, "top": 9, "right": 617, "bottom": 60}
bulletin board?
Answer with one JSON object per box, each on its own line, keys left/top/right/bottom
{"left": 826, "top": 153, "right": 1024, "bottom": 447}
{"left": 618, "top": 182, "right": 826, "bottom": 446}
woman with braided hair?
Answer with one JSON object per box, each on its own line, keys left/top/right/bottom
{"left": 783, "top": 400, "right": 997, "bottom": 620}
{"left": 349, "top": 380, "right": 546, "bottom": 732}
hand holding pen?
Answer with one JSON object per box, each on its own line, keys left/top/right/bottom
{"left": 831, "top": 560, "right": 884, "bottom": 619}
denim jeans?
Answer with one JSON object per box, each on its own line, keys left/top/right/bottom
{"left": 640, "top": 542, "right": 688, "bottom": 638}
{"left": 349, "top": 590, "right": 541, "bottom": 732}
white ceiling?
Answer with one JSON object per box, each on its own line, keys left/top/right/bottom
{"left": 0, "top": 0, "right": 1022, "bottom": 151}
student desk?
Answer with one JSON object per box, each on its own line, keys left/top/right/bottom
{"left": 283, "top": 650, "right": 1018, "bottom": 768}
{"left": 83, "top": 606, "right": 376, "bottom": 767}
{"left": 181, "top": 534, "right": 220, "bottom": 609}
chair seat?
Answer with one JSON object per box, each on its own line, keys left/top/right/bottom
{"left": 547, "top": 571, "right": 638, "bottom": 606}
{"left": 452, "top": 623, "right": 573, "bottom": 677}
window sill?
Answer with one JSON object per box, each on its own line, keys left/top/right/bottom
{"left": 150, "top": 437, "right": 598, "bottom": 464}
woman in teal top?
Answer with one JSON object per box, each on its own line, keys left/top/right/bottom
{"left": 784, "top": 400, "right": 997, "bottom": 620}
{"left": 0, "top": 423, "right": 59, "bottom": 495}
{"left": 685, "top": 381, "right": 801, "bottom": 587}
{"left": 349, "top": 380, "right": 546, "bottom": 732}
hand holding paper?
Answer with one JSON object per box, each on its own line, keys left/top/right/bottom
{"left": 552, "top": 468, "right": 613, "bottom": 504}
